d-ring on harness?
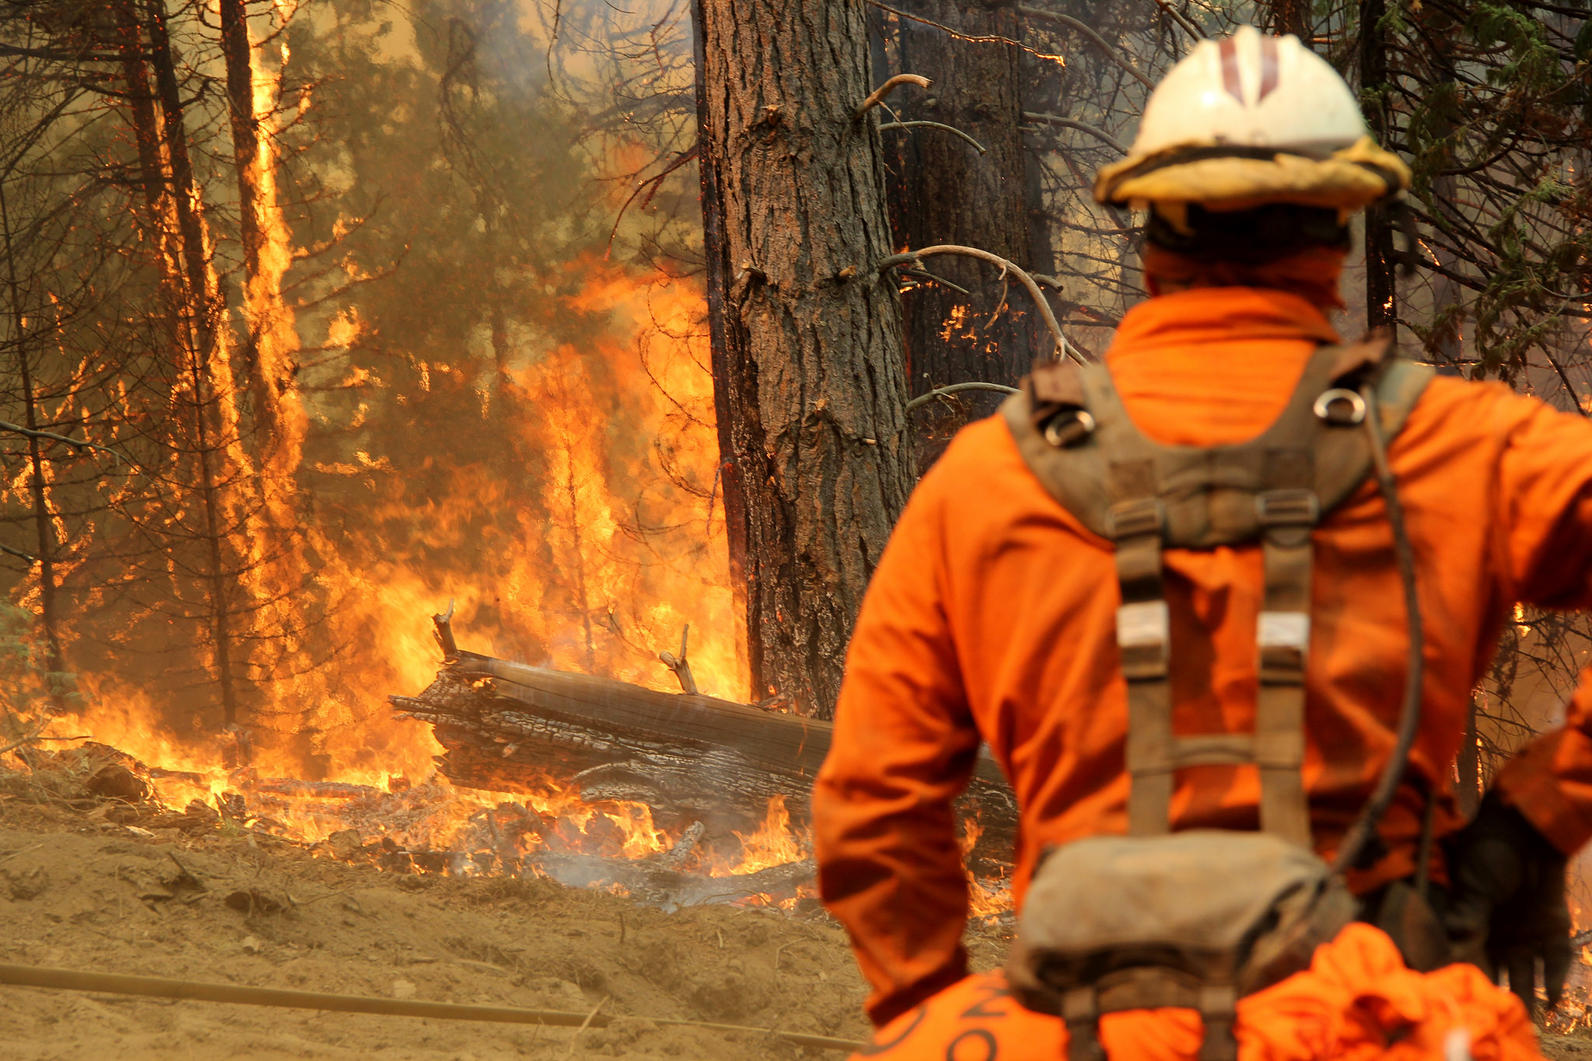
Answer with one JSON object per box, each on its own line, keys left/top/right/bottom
{"left": 996, "top": 338, "right": 1434, "bottom": 1061}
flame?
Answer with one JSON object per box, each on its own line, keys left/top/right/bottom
{"left": 939, "top": 303, "right": 973, "bottom": 343}
{"left": 721, "top": 795, "right": 805, "bottom": 874}
{"left": 7, "top": 3, "right": 799, "bottom": 903}
{"left": 960, "top": 815, "right": 1012, "bottom": 921}
{"left": 45, "top": 239, "right": 748, "bottom": 888}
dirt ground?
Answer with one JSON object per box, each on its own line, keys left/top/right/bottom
{"left": 3, "top": 770, "right": 1590, "bottom": 1061}
{"left": 0, "top": 761, "right": 1026, "bottom": 1061}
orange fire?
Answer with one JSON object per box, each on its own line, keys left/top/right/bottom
{"left": 41, "top": 240, "right": 758, "bottom": 881}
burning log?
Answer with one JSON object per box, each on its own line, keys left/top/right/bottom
{"left": 390, "top": 648, "right": 1018, "bottom": 869}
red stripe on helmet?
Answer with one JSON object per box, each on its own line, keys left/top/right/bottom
{"left": 1219, "top": 36, "right": 1245, "bottom": 103}
{"left": 1257, "top": 34, "right": 1280, "bottom": 101}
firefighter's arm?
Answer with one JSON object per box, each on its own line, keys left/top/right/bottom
{"left": 1427, "top": 385, "right": 1592, "bottom": 1009}
{"left": 1483, "top": 390, "right": 1592, "bottom": 853}
{"left": 812, "top": 476, "right": 981, "bottom": 1028}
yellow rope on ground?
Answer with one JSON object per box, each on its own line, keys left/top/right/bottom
{"left": 0, "top": 961, "right": 862, "bottom": 1053}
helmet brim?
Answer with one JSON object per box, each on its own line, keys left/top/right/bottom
{"left": 1094, "top": 136, "right": 1411, "bottom": 212}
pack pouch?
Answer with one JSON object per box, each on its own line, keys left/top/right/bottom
{"left": 1006, "top": 831, "right": 1356, "bottom": 1061}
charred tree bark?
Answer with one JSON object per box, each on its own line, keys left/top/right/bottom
{"left": 145, "top": 0, "right": 244, "bottom": 729}
{"left": 695, "top": 0, "right": 915, "bottom": 718}
{"left": 692, "top": 0, "right": 749, "bottom": 679}
{"left": 881, "top": 0, "right": 1037, "bottom": 469}
{"left": 1262, "top": 0, "right": 1311, "bottom": 39}
{"left": 0, "top": 185, "right": 67, "bottom": 703}
{"left": 1358, "top": 0, "right": 1398, "bottom": 335}
{"left": 218, "top": 0, "right": 261, "bottom": 282}
{"left": 392, "top": 654, "right": 1017, "bottom": 869}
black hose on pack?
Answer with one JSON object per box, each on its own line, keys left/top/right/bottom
{"left": 1330, "top": 382, "right": 1426, "bottom": 878}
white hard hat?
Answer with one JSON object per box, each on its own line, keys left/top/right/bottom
{"left": 1095, "top": 26, "right": 1409, "bottom": 213}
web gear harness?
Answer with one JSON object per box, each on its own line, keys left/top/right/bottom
{"left": 997, "top": 339, "right": 1435, "bottom": 1061}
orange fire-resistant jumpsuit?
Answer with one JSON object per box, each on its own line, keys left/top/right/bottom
{"left": 811, "top": 281, "right": 1592, "bottom": 1054}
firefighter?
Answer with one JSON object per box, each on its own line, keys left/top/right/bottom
{"left": 812, "top": 25, "right": 1584, "bottom": 1060}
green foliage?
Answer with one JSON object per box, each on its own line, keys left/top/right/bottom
{"left": 1346, "top": 0, "right": 1591, "bottom": 384}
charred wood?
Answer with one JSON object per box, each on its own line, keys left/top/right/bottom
{"left": 391, "top": 652, "right": 1018, "bottom": 866}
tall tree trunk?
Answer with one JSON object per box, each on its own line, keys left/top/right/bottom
{"left": 219, "top": 0, "right": 261, "bottom": 281}
{"left": 145, "top": 0, "right": 244, "bottom": 729}
{"left": 0, "top": 183, "right": 68, "bottom": 705}
{"left": 882, "top": 0, "right": 1035, "bottom": 468}
{"left": 696, "top": 0, "right": 915, "bottom": 718}
{"left": 218, "top": 0, "right": 297, "bottom": 465}
{"left": 692, "top": 0, "right": 750, "bottom": 695}
{"left": 1358, "top": 0, "right": 1398, "bottom": 335}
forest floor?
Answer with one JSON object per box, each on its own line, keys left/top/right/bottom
{"left": 0, "top": 759, "right": 1009, "bottom": 1061}
{"left": 2, "top": 761, "right": 1590, "bottom": 1061}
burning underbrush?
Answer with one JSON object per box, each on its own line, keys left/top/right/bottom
{"left": 0, "top": 721, "right": 1014, "bottom": 926}
{"left": 0, "top": 739, "right": 829, "bottom": 913}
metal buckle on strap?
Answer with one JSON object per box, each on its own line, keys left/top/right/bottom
{"left": 1042, "top": 409, "right": 1096, "bottom": 448}
{"left": 1107, "top": 498, "right": 1165, "bottom": 541}
{"left": 1313, "top": 388, "right": 1367, "bottom": 425}
{"left": 1258, "top": 610, "right": 1310, "bottom": 654}
{"left": 1117, "top": 600, "right": 1170, "bottom": 651}
{"left": 1255, "top": 490, "right": 1319, "bottom": 527}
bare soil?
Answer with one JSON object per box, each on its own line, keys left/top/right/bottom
{"left": 0, "top": 790, "right": 895, "bottom": 1060}
{"left": 3, "top": 767, "right": 1587, "bottom": 1060}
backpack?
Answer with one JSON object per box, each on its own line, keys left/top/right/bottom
{"left": 999, "top": 339, "right": 1435, "bottom": 1060}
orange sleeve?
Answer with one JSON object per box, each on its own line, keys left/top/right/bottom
{"left": 811, "top": 460, "right": 982, "bottom": 1027}
{"left": 1471, "top": 384, "right": 1592, "bottom": 852}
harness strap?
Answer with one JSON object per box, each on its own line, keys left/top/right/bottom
{"left": 1063, "top": 987, "right": 1105, "bottom": 1061}
{"left": 1003, "top": 339, "right": 1435, "bottom": 848}
{"left": 1104, "top": 459, "right": 1173, "bottom": 836}
{"left": 1256, "top": 451, "right": 1315, "bottom": 847}
{"left": 1058, "top": 979, "right": 1239, "bottom": 1061}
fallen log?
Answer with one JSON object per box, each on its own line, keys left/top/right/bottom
{"left": 391, "top": 645, "right": 1017, "bottom": 869}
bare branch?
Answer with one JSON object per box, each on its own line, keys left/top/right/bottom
{"left": 879, "top": 120, "right": 986, "bottom": 155}
{"left": 1022, "top": 112, "right": 1130, "bottom": 154}
{"left": 856, "top": 73, "right": 931, "bottom": 117}
{"left": 877, "top": 245, "right": 1085, "bottom": 363}
{"left": 907, "top": 382, "right": 1020, "bottom": 413}
{"left": 606, "top": 144, "right": 699, "bottom": 255}
{"left": 865, "top": 0, "right": 1023, "bottom": 47}
{"left": 0, "top": 420, "right": 122, "bottom": 465}
{"left": 898, "top": 269, "right": 970, "bottom": 295}
{"left": 1016, "top": 7, "right": 1157, "bottom": 88}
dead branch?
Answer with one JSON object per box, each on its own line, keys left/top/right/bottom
{"left": 0, "top": 725, "right": 87, "bottom": 758}
{"left": 0, "top": 727, "right": 45, "bottom": 758}
{"left": 605, "top": 144, "right": 699, "bottom": 256}
{"left": 879, "top": 120, "right": 986, "bottom": 155}
{"left": 1016, "top": 7, "right": 1156, "bottom": 89}
{"left": 658, "top": 625, "right": 697, "bottom": 694}
{"left": 1147, "top": 0, "right": 1206, "bottom": 42}
{"left": 877, "top": 244, "right": 1085, "bottom": 363}
{"left": 432, "top": 601, "right": 458, "bottom": 662}
{"left": 1021, "top": 112, "right": 1130, "bottom": 154}
{"left": 856, "top": 73, "right": 931, "bottom": 118}
{"left": 865, "top": 0, "right": 1022, "bottom": 48}
{"left": 907, "top": 382, "right": 1020, "bottom": 413}
{"left": 0, "top": 419, "right": 123, "bottom": 465}
{"left": 898, "top": 268, "right": 970, "bottom": 295}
